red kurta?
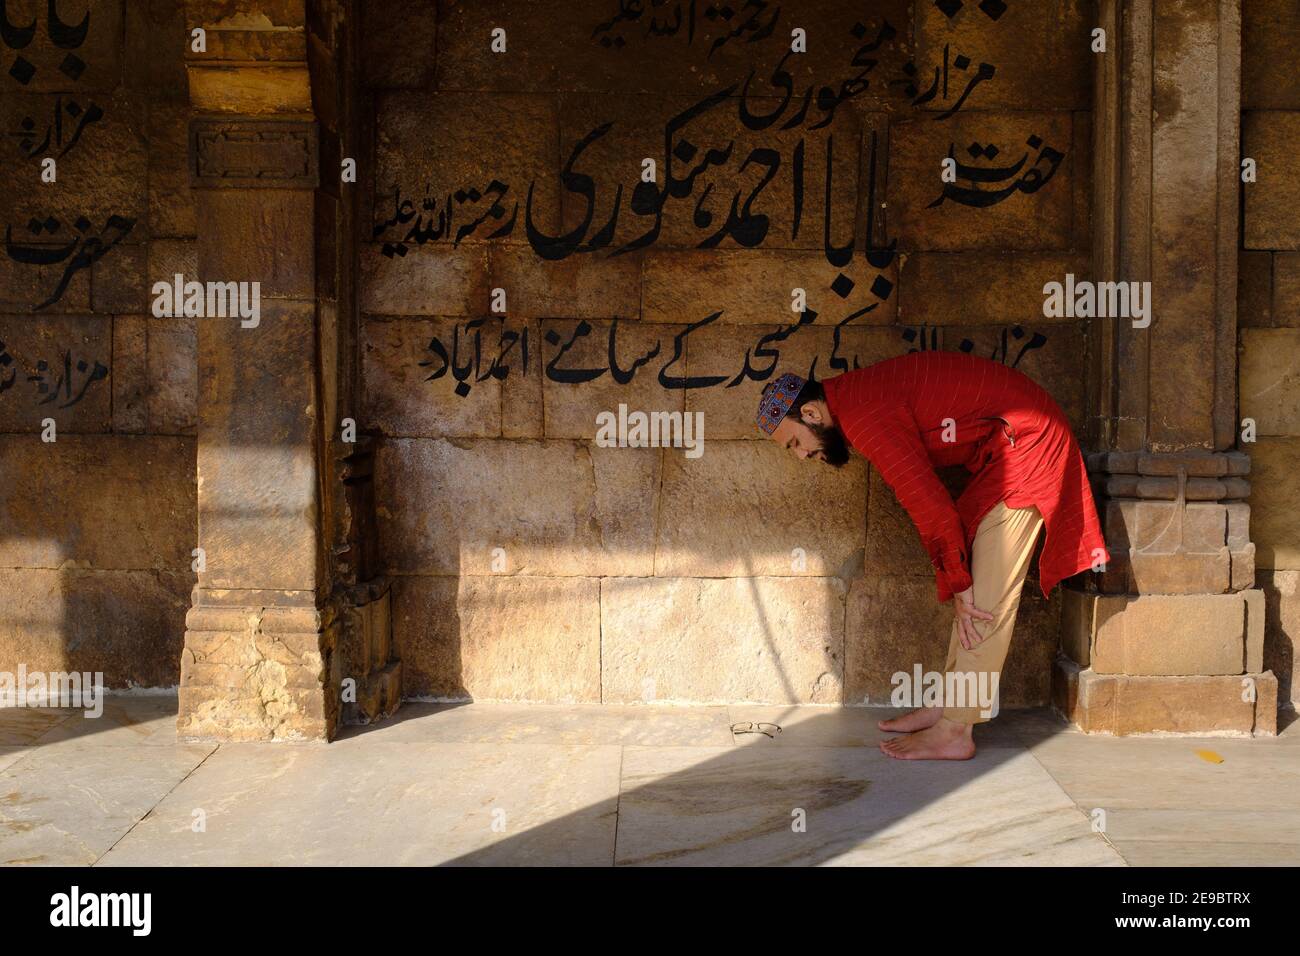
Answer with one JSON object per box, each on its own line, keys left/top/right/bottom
{"left": 822, "top": 351, "right": 1109, "bottom": 603}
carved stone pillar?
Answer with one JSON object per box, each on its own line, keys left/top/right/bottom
{"left": 177, "top": 3, "right": 337, "bottom": 740}
{"left": 1061, "top": 0, "right": 1277, "bottom": 734}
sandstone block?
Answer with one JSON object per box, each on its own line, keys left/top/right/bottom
{"left": 361, "top": 317, "right": 503, "bottom": 438}
{"left": 601, "top": 576, "right": 845, "bottom": 704}
{"left": 642, "top": 249, "right": 897, "bottom": 325}
{"left": 0, "top": 434, "right": 195, "bottom": 570}
{"left": 916, "top": 0, "right": 1091, "bottom": 111}
{"left": 1249, "top": 437, "right": 1300, "bottom": 570}
{"left": 539, "top": 319, "right": 685, "bottom": 440}
{"left": 374, "top": 91, "right": 559, "bottom": 245}
{"left": 899, "top": 252, "right": 1090, "bottom": 327}
{"left": 1241, "top": 328, "right": 1300, "bottom": 435}
{"left": 435, "top": 0, "right": 910, "bottom": 101}
{"left": 0, "top": 315, "right": 112, "bottom": 433}
{"left": 374, "top": 438, "right": 659, "bottom": 577}
{"left": 392, "top": 574, "right": 601, "bottom": 702}
{"left": 360, "top": 243, "right": 489, "bottom": 317}
{"left": 0, "top": 567, "right": 190, "bottom": 687}
{"left": 111, "top": 315, "right": 147, "bottom": 433}
{"left": 888, "top": 111, "right": 1074, "bottom": 250}
{"left": 489, "top": 244, "right": 641, "bottom": 319}
{"left": 1243, "top": 111, "right": 1300, "bottom": 250}
{"left": 654, "top": 439, "right": 866, "bottom": 577}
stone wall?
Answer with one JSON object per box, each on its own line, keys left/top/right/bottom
{"left": 0, "top": 1, "right": 196, "bottom": 686}
{"left": 360, "top": 1, "right": 1096, "bottom": 704}
{"left": 1240, "top": 0, "right": 1300, "bottom": 707}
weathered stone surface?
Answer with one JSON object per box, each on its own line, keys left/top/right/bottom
{"left": 899, "top": 252, "right": 1090, "bottom": 326}
{"left": 0, "top": 315, "right": 112, "bottom": 432}
{"left": 1072, "top": 592, "right": 1253, "bottom": 676}
{"left": 195, "top": 301, "right": 318, "bottom": 592}
{"left": 125, "top": 0, "right": 189, "bottom": 99}
{"left": 1274, "top": 252, "right": 1300, "bottom": 327}
{"left": 540, "top": 320, "right": 684, "bottom": 439}
{"left": 557, "top": 92, "right": 861, "bottom": 253}
{"left": 0, "top": 434, "right": 195, "bottom": 570}
{"left": 0, "top": 91, "right": 146, "bottom": 235}
{"left": 188, "top": 64, "right": 312, "bottom": 114}
{"left": 1243, "top": 111, "right": 1300, "bottom": 250}
{"left": 186, "top": 0, "right": 307, "bottom": 29}
{"left": 190, "top": 118, "right": 319, "bottom": 190}
{"left": 502, "top": 317, "right": 543, "bottom": 438}
{"left": 111, "top": 314, "right": 147, "bottom": 433}
{"left": 361, "top": 0, "right": 437, "bottom": 88}
{"left": 655, "top": 439, "right": 866, "bottom": 577}
{"left": 373, "top": 91, "right": 559, "bottom": 245}
{"left": 1105, "top": 499, "right": 1204, "bottom": 553}
{"left": 1241, "top": 328, "right": 1300, "bottom": 435}
{"left": 361, "top": 317, "right": 503, "bottom": 438}
{"left": 1055, "top": 659, "right": 1276, "bottom": 735}
{"left": 1249, "top": 438, "right": 1300, "bottom": 571}
{"left": 684, "top": 324, "right": 905, "bottom": 440}
{"left": 488, "top": 245, "right": 641, "bottom": 318}
{"left": 602, "top": 576, "right": 844, "bottom": 704}
{"left": 1243, "top": 0, "right": 1300, "bottom": 110}
{"left": 0, "top": 248, "right": 91, "bottom": 314}
{"left": 2, "top": 0, "right": 124, "bottom": 93}
{"left": 642, "top": 250, "right": 898, "bottom": 325}
{"left": 1260, "top": 569, "right": 1299, "bottom": 704}
{"left": 186, "top": 24, "right": 307, "bottom": 62}
{"left": 915, "top": 0, "right": 1092, "bottom": 111}
{"left": 374, "top": 438, "right": 659, "bottom": 577}
{"left": 845, "top": 575, "right": 952, "bottom": 705}
{"left": 196, "top": 190, "right": 314, "bottom": 298}
{"left": 1127, "top": 550, "right": 1231, "bottom": 595}
{"left": 1238, "top": 250, "right": 1272, "bottom": 328}
{"left": 393, "top": 574, "right": 601, "bottom": 702}
{"left": 147, "top": 315, "right": 197, "bottom": 434}
{"left": 176, "top": 684, "right": 330, "bottom": 741}
{"left": 888, "top": 111, "right": 1075, "bottom": 251}
{"left": 147, "top": 102, "right": 197, "bottom": 238}
{"left": 360, "top": 243, "right": 489, "bottom": 316}
{"left": 0, "top": 568, "right": 190, "bottom": 687}
{"left": 91, "top": 243, "right": 147, "bottom": 313}
{"left": 435, "top": 0, "right": 911, "bottom": 101}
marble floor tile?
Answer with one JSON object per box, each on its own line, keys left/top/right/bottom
{"left": 100, "top": 740, "right": 621, "bottom": 867}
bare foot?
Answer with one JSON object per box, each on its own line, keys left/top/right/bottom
{"left": 879, "top": 718, "right": 976, "bottom": 761}
{"left": 877, "top": 706, "right": 943, "bottom": 733}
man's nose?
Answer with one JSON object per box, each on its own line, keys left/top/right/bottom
{"left": 795, "top": 447, "right": 809, "bottom": 460}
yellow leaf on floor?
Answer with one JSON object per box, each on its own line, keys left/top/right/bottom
{"left": 1195, "top": 749, "right": 1225, "bottom": 764}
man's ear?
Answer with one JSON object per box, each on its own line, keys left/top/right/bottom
{"left": 800, "top": 401, "right": 825, "bottom": 426}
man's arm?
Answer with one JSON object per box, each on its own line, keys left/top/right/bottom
{"left": 848, "top": 402, "right": 972, "bottom": 602}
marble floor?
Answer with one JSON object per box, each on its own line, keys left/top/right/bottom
{"left": 0, "top": 696, "right": 1296, "bottom": 866}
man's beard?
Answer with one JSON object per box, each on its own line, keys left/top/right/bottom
{"left": 809, "top": 421, "right": 850, "bottom": 467}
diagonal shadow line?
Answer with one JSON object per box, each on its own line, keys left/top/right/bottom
{"left": 426, "top": 705, "right": 1102, "bottom": 867}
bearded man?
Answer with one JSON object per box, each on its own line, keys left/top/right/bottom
{"left": 755, "top": 351, "right": 1108, "bottom": 760}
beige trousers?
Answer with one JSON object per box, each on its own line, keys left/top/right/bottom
{"left": 942, "top": 500, "right": 1045, "bottom": 725}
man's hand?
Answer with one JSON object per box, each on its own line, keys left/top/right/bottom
{"left": 953, "top": 587, "right": 995, "bottom": 650}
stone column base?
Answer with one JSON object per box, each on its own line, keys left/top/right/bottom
{"left": 339, "top": 579, "right": 402, "bottom": 726}
{"left": 178, "top": 604, "right": 340, "bottom": 742}
{"left": 1053, "top": 656, "right": 1278, "bottom": 735}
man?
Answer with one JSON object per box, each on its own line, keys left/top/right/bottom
{"left": 756, "top": 351, "right": 1108, "bottom": 760}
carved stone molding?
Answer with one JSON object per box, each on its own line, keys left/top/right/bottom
{"left": 189, "top": 118, "right": 319, "bottom": 189}
{"left": 1087, "top": 450, "right": 1252, "bottom": 501}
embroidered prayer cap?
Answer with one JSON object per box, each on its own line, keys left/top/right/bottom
{"left": 755, "top": 373, "right": 807, "bottom": 435}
